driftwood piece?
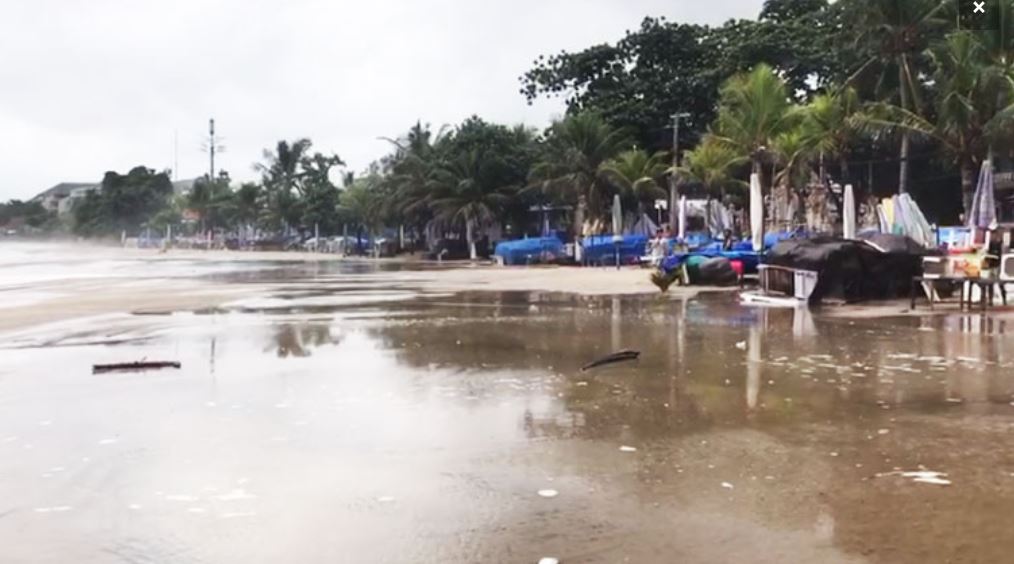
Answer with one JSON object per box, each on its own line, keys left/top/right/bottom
{"left": 93, "top": 361, "right": 182, "bottom": 374}
{"left": 581, "top": 350, "right": 640, "bottom": 371}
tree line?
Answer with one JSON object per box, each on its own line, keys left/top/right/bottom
{"left": 4, "top": 0, "right": 1013, "bottom": 246}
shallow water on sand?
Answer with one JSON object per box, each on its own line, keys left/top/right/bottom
{"left": 2, "top": 249, "right": 1014, "bottom": 563}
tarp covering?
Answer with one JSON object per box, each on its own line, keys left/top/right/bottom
{"left": 494, "top": 236, "right": 564, "bottom": 265}
{"left": 858, "top": 232, "right": 927, "bottom": 254}
{"left": 764, "top": 237, "right": 928, "bottom": 303}
{"left": 582, "top": 234, "right": 648, "bottom": 264}
{"left": 686, "top": 257, "right": 739, "bottom": 286}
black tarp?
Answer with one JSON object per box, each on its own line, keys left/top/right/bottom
{"left": 764, "top": 237, "right": 928, "bottom": 304}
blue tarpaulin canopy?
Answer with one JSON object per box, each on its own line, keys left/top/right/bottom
{"left": 494, "top": 237, "right": 564, "bottom": 265}
{"left": 582, "top": 234, "right": 648, "bottom": 264}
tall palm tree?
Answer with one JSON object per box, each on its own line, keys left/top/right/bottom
{"left": 338, "top": 176, "right": 385, "bottom": 254}
{"left": 529, "top": 112, "right": 632, "bottom": 251}
{"left": 256, "top": 139, "right": 313, "bottom": 231}
{"left": 801, "top": 87, "right": 865, "bottom": 183}
{"left": 863, "top": 31, "right": 1014, "bottom": 214}
{"left": 713, "top": 64, "right": 799, "bottom": 191}
{"left": 677, "top": 136, "right": 748, "bottom": 202}
{"left": 845, "top": 0, "right": 949, "bottom": 193}
{"left": 382, "top": 122, "right": 448, "bottom": 241}
{"left": 429, "top": 150, "right": 514, "bottom": 260}
{"left": 599, "top": 149, "right": 669, "bottom": 220}
{"left": 772, "top": 129, "right": 815, "bottom": 193}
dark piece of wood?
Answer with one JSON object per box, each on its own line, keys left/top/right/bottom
{"left": 93, "top": 361, "right": 182, "bottom": 374}
{"left": 581, "top": 350, "right": 640, "bottom": 371}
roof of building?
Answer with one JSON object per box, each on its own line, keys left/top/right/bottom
{"left": 32, "top": 182, "right": 98, "bottom": 201}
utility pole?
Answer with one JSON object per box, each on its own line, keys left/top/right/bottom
{"left": 669, "top": 112, "right": 690, "bottom": 234}
{"left": 201, "top": 118, "right": 225, "bottom": 180}
{"left": 208, "top": 118, "right": 216, "bottom": 179}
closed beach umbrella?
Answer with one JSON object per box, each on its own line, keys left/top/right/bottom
{"left": 968, "top": 160, "right": 997, "bottom": 230}
{"left": 612, "top": 194, "right": 622, "bottom": 236}
{"left": 843, "top": 184, "right": 856, "bottom": 239}
{"left": 612, "top": 194, "right": 623, "bottom": 268}
{"left": 678, "top": 196, "right": 687, "bottom": 240}
{"left": 750, "top": 173, "right": 763, "bottom": 252}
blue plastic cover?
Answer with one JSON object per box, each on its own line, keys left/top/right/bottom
{"left": 582, "top": 234, "right": 649, "bottom": 264}
{"left": 494, "top": 236, "right": 565, "bottom": 265}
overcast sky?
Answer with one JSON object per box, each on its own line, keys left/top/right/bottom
{"left": 0, "top": 0, "right": 763, "bottom": 200}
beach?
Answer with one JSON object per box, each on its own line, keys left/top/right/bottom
{"left": 0, "top": 244, "right": 682, "bottom": 334}
{"left": 3, "top": 241, "right": 1014, "bottom": 563}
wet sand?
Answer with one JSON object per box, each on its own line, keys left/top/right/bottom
{"left": 3, "top": 243, "right": 1014, "bottom": 563}
{"left": 0, "top": 246, "right": 689, "bottom": 334}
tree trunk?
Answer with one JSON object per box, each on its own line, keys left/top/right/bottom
{"left": 466, "top": 219, "right": 477, "bottom": 261}
{"left": 898, "top": 64, "right": 911, "bottom": 194}
{"left": 839, "top": 155, "right": 851, "bottom": 185}
{"left": 961, "top": 162, "right": 975, "bottom": 220}
{"left": 574, "top": 193, "right": 587, "bottom": 263}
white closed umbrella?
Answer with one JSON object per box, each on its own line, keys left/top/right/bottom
{"left": 843, "top": 184, "right": 856, "bottom": 239}
{"left": 678, "top": 196, "right": 687, "bottom": 240}
{"left": 612, "top": 194, "right": 622, "bottom": 236}
{"left": 612, "top": 194, "right": 623, "bottom": 269}
{"left": 750, "top": 173, "right": 763, "bottom": 252}
{"left": 968, "top": 159, "right": 997, "bottom": 230}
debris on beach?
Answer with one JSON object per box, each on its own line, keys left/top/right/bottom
{"left": 93, "top": 361, "right": 181, "bottom": 374}
{"left": 876, "top": 470, "right": 952, "bottom": 486}
{"left": 537, "top": 489, "right": 559, "bottom": 498}
{"left": 538, "top": 558, "right": 560, "bottom": 564}
{"left": 735, "top": 341, "right": 747, "bottom": 350}
{"left": 581, "top": 350, "right": 640, "bottom": 371}
{"left": 619, "top": 445, "right": 637, "bottom": 453}
{"left": 721, "top": 482, "right": 734, "bottom": 489}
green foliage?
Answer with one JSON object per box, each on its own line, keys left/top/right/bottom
{"left": 529, "top": 112, "right": 633, "bottom": 228}
{"left": 73, "top": 166, "right": 173, "bottom": 236}
{"left": 520, "top": 2, "right": 842, "bottom": 151}
{"left": 599, "top": 149, "right": 669, "bottom": 212}
{"left": 679, "top": 137, "right": 749, "bottom": 202}
{"left": 714, "top": 64, "right": 800, "bottom": 176}
{"left": 256, "top": 139, "right": 344, "bottom": 232}
{"left": 0, "top": 199, "right": 54, "bottom": 229}
{"left": 187, "top": 171, "right": 234, "bottom": 231}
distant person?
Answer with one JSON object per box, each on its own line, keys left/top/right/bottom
{"left": 722, "top": 229, "right": 736, "bottom": 251}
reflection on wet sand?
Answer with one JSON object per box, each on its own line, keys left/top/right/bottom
{"left": 2, "top": 271, "right": 1014, "bottom": 563}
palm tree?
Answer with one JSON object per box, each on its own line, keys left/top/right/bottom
{"left": 801, "top": 87, "right": 865, "bottom": 183}
{"left": 599, "top": 149, "right": 669, "bottom": 222}
{"left": 713, "top": 64, "right": 799, "bottom": 191}
{"left": 232, "top": 182, "right": 261, "bottom": 232}
{"left": 678, "top": 136, "right": 748, "bottom": 202}
{"left": 256, "top": 139, "right": 312, "bottom": 231}
{"left": 772, "top": 130, "right": 814, "bottom": 194}
{"left": 429, "top": 150, "right": 514, "bottom": 260}
{"left": 845, "top": 0, "right": 949, "bottom": 193}
{"left": 338, "top": 176, "right": 385, "bottom": 255}
{"left": 862, "top": 31, "right": 1014, "bottom": 214}
{"left": 529, "top": 112, "right": 632, "bottom": 252}
{"left": 382, "top": 122, "right": 448, "bottom": 243}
